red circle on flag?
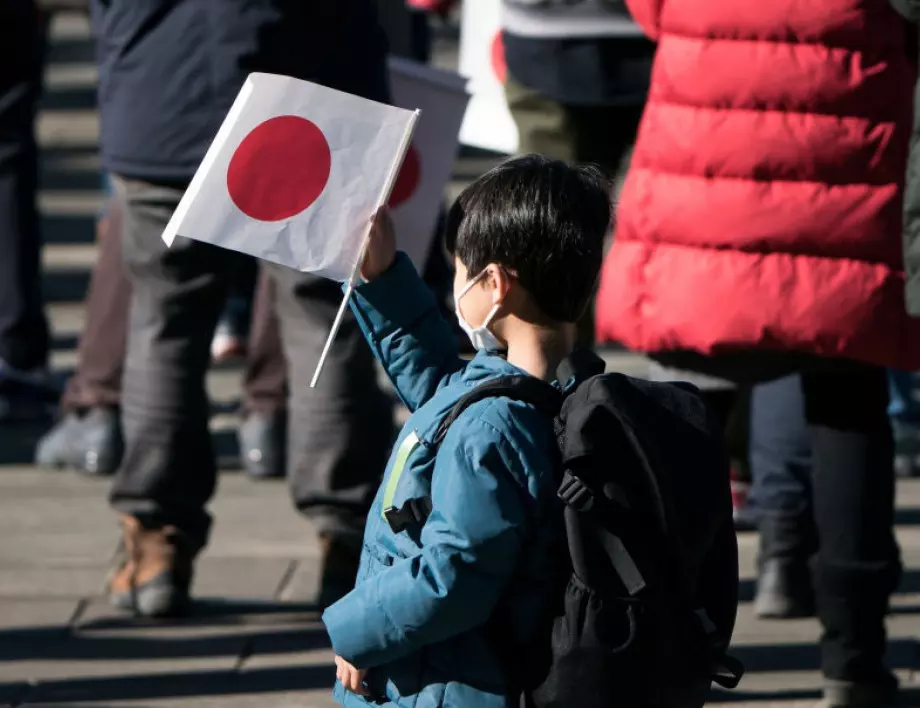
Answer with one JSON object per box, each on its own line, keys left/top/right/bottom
{"left": 491, "top": 32, "right": 507, "bottom": 84}
{"left": 227, "top": 115, "right": 332, "bottom": 222}
{"left": 389, "top": 144, "right": 421, "bottom": 208}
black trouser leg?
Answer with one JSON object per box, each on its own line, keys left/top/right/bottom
{"left": 804, "top": 365, "right": 901, "bottom": 681}
{"left": 749, "top": 375, "right": 817, "bottom": 617}
{"left": 0, "top": 2, "right": 48, "bottom": 371}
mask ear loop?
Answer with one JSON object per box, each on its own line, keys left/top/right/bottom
{"left": 482, "top": 265, "right": 513, "bottom": 328}
{"left": 481, "top": 302, "right": 502, "bottom": 329}
{"left": 458, "top": 265, "right": 515, "bottom": 328}
{"left": 456, "top": 268, "right": 488, "bottom": 303}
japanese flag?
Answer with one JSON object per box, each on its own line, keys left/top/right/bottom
{"left": 458, "top": 0, "right": 518, "bottom": 154}
{"left": 162, "top": 72, "right": 419, "bottom": 283}
{"left": 387, "top": 58, "right": 469, "bottom": 271}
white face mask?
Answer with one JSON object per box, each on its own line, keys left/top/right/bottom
{"left": 455, "top": 269, "right": 506, "bottom": 352}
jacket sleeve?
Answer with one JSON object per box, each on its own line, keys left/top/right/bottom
{"left": 625, "top": 0, "right": 663, "bottom": 39}
{"left": 349, "top": 252, "right": 464, "bottom": 413}
{"left": 322, "top": 417, "right": 531, "bottom": 668}
{"left": 890, "top": 0, "right": 920, "bottom": 21}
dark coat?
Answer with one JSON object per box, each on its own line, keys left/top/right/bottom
{"left": 891, "top": 0, "right": 920, "bottom": 317}
{"left": 90, "top": 1, "right": 389, "bottom": 182}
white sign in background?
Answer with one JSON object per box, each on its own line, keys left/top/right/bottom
{"left": 388, "top": 57, "right": 470, "bottom": 272}
{"left": 458, "top": 0, "right": 519, "bottom": 154}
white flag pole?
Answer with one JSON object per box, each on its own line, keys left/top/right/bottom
{"left": 310, "top": 109, "right": 422, "bottom": 389}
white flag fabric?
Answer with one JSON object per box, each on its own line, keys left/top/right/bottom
{"left": 458, "top": 0, "right": 519, "bottom": 154}
{"left": 162, "top": 72, "right": 419, "bottom": 282}
{"left": 387, "top": 58, "right": 469, "bottom": 271}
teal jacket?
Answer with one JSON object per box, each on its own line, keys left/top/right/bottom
{"left": 322, "top": 254, "right": 561, "bottom": 707}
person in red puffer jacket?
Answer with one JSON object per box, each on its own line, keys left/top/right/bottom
{"left": 596, "top": 2, "right": 916, "bottom": 706}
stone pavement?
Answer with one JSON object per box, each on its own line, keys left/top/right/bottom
{"left": 2, "top": 11, "right": 920, "bottom": 708}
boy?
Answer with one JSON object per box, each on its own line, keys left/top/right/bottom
{"left": 322, "top": 155, "right": 612, "bottom": 707}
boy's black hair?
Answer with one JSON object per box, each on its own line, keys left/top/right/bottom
{"left": 445, "top": 154, "right": 612, "bottom": 323}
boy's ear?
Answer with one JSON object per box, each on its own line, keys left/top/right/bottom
{"left": 485, "top": 263, "right": 513, "bottom": 304}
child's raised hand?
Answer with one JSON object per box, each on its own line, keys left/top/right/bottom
{"left": 361, "top": 208, "right": 397, "bottom": 282}
{"left": 335, "top": 654, "right": 369, "bottom": 696}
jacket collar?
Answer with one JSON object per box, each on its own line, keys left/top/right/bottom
{"left": 462, "top": 348, "right": 605, "bottom": 391}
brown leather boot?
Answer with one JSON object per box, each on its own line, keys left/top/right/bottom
{"left": 316, "top": 534, "right": 362, "bottom": 610}
{"left": 107, "top": 515, "right": 200, "bottom": 618}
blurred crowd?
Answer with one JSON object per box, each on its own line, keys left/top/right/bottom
{"left": 3, "top": 0, "right": 920, "bottom": 705}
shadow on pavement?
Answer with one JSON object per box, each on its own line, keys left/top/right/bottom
{"left": 80, "top": 598, "right": 322, "bottom": 630}
{"left": 0, "top": 664, "right": 335, "bottom": 704}
{"left": 41, "top": 158, "right": 103, "bottom": 191}
{"left": 730, "top": 638, "right": 918, "bottom": 674}
{"left": 0, "top": 423, "right": 54, "bottom": 466}
{"left": 711, "top": 686, "right": 920, "bottom": 705}
{"left": 51, "top": 333, "right": 80, "bottom": 352}
{"left": 709, "top": 686, "right": 821, "bottom": 703}
{"left": 44, "top": 269, "right": 91, "bottom": 304}
{"left": 42, "top": 213, "right": 96, "bottom": 246}
{"left": 896, "top": 507, "right": 920, "bottom": 526}
{"left": 45, "top": 33, "right": 95, "bottom": 66}
{"left": 41, "top": 85, "right": 97, "bottom": 113}
{"left": 0, "top": 597, "right": 334, "bottom": 703}
{"left": 740, "top": 569, "right": 920, "bottom": 605}
{"left": 0, "top": 625, "right": 329, "bottom": 663}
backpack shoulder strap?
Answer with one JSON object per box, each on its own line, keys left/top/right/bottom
{"left": 432, "top": 375, "right": 562, "bottom": 448}
{"left": 384, "top": 376, "right": 562, "bottom": 535}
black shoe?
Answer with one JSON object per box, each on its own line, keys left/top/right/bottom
{"left": 238, "top": 411, "right": 285, "bottom": 479}
{"left": 755, "top": 512, "right": 817, "bottom": 619}
{"left": 35, "top": 407, "right": 122, "bottom": 476}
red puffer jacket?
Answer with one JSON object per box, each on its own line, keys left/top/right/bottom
{"left": 595, "top": 0, "right": 920, "bottom": 370}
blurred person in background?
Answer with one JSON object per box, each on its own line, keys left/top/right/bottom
{"left": 210, "top": 262, "right": 257, "bottom": 363}
{"left": 898, "top": 0, "right": 920, "bottom": 318}
{"left": 378, "top": 0, "right": 434, "bottom": 63}
{"left": 90, "top": 0, "right": 395, "bottom": 618}
{"left": 892, "top": 0, "right": 920, "bottom": 478}
{"left": 40, "top": 0, "right": 456, "bottom": 482}
{"left": 238, "top": 0, "right": 466, "bottom": 480}
{"left": 501, "top": 0, "right": 654, "bottom": 348}
{"left": 496, "top": 0, "right": 773, "bottom": 530}
{"left": 0, "top": 0, "right": 56, "bottom": 420}
{"left": 596, "top": 0, "right": 915, "bottom": 705}
{"left": 887, "top": 370, "right": 920, "bottom": 477}
{"left": 36, "top": 174, "right": 126, "bottom": 475}
{"left": 35, "top": 177, "right": 288, "bottom": 480}
{"left": 501, "top": 0, "right": 653, "bottom": 181}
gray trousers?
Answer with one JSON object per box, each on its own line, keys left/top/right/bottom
{"left": 109, "top": 177, "right": 394, "bottom": 545}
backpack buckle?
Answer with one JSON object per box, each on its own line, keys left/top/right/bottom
{"left": 384, "top": 497, "right": 433, "bottom": 534}
{"left": 558, "top": 471, "right": 594, "bottom": 511}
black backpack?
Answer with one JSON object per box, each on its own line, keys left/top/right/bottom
{"left": 427, "top": 351, "right": 745, "bottom": 708}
